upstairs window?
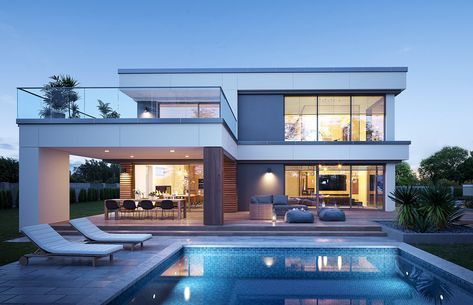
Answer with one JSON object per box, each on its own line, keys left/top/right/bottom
{"left": 284, "top": 95, "right": 385, "bottom": 142}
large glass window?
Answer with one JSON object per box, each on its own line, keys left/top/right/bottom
{"left": 284, "top": 97, "right": 317, "bottom": 141}
{"left": 352, "top": 96, "right": 384, "bottom": 141}
{"left": 284, "top": 164, "right": 385, "bottom": 209}
{"left": 318, "top": 96, "right": 351, "bottom": 141}
{"left": 159, "top": 103, "right": 219, "bottom": 118}
{"left": 283, "top": 95, "right": 385, "bottom": 142}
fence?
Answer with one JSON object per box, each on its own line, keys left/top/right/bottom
{"left": 0, "top": 182, "right": 120, "bottom": 208}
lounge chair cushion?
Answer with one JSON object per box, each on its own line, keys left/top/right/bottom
{"left": 70, "top": 218, "right": 152, "bottom": 243}
{"left": 318, "top": 208, "right": 346, "bottom": 221}
{"left": 285, "top": 209, "right": 315, "bottom": 223}
{"left": 251, "top": 195, "right": 273, "bottom": 204}
{"left": 273, "top": 195, "right": 288, "bottom": 205}
{"left": 21, "top": 224, "right": 122, "bottom": 256}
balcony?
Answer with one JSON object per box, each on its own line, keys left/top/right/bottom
{"left": 17, "top": 86, "right": 237, "bottom": 137}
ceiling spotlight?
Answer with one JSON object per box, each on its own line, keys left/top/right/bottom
{"left": 104, "top": 150, "right": 110, "bottom": 153}
{"left": 170, "top": 149, "right": 175, "bottom": 153}
{"left": 130, "top": 155, "right": 134, "bottom": 158}
{"left": 185, "top": 155, "right": 190, "bottom": 158}
{"left": 337, "top": 163, "right": 342, "bottom": 169}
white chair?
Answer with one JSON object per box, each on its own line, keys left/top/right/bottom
{"left": 20, "top": 224, "right": 122, "bottom": 267}
{"left": 69, "top": 218, "right": 152, "bottom": 250}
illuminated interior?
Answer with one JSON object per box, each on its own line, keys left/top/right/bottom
{"left": 134, "top": 164, "right": 204, "bottom": 198}
{"left": 284, "top": 95, "right": 385, "bottom": 141}
{"left": 285, "top": 164, "right": 384, "bottom": 209}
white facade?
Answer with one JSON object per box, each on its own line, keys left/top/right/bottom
{"left": 17, "top": 67, "right": 409, "bottom": 227}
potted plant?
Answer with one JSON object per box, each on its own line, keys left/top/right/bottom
{"left": 97, "top": 99, "right": 120, "bottom": 118}
{"left": 40, "top": 75, "right": 80, "bottom": 118}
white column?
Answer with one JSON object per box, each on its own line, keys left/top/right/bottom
{"left": 19, "top": 147, "right": 70, "bottom": 228}
{"left": 384, "top": 163, "right": 396, "bottom": 211}
{"left": 385, "top": 94, "right": 395, "bottom": 141}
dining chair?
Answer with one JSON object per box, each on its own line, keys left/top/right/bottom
{"left": 122, "top": 200, "right": 138, "bottom": 219}
{"left": 140, "top": 200, "right": 156, "bottom": 219}
{"left": 160, "top": 199, "right": 175, "bottom": 219}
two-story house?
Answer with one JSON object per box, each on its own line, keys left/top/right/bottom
{"left": 17, "top": 67, "right": 409, "bottom": 227}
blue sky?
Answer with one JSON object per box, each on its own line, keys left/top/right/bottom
{"left": 0, "top": 0, "right": 472, "bottom": 169}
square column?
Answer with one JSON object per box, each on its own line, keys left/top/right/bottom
{"left": 385, "top": 163, "right": 396, "bottom": 211}
{"left": 19, "top": 147, "right": 70, "bottom": 228}
{"left": 203, "top": 147, "right": 224, "bottom": 225}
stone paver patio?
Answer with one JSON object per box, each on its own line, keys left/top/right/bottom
{"left": 1, "top": 235, "right": 473, "bottom": 305}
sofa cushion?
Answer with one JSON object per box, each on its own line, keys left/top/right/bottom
{"left": 273, "top": 195, "right": 288, "bottom": 205}
{"left": 285, "top": 209, "right": 314, "bottom": 223}
{"left": 318, "top": 208, "right": 346, "bottom": 221}
{"left": 273, "top": 204, "right": 308, "bottom": 216}
{"left": 251, "top": 195, "right": 273, "bottom": 204}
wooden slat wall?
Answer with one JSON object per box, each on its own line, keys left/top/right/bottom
{"left": 223, "top": 157, "right": 238, "bottom": 213}
{"left": 120, "top": 163, "right": 134, "bottom": 199}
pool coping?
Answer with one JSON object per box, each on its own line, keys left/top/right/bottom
{"left": 83, "top": 241, "right": 473, "bottom": 305}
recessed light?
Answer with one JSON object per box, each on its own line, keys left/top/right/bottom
{"left": 130, "top": 155, "right": 134, "bottom": 158}
{"left": 170, "top": 149, "right": 175, "bottom": 153}
{"left": 185, "top": 155, "right": 189, "bottom": 158}
{"left": 104, "top": 150, "right": 110, "bottom": 153}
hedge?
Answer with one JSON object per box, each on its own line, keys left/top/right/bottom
{"left": 0, "top": 190, "right": 13, "bottom": 209}
{"left": 78, "top": 189, "right": 87, "bottom": 202}
{"left": 70, "top": 188, "right": 77, "bottom": 204}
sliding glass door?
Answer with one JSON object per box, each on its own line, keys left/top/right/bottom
{"left": 285, "top": 164, "right": 385, "bottom": 209}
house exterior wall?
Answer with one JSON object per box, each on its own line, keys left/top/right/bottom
{"left": 17, "top": 67, "right": 409, "bottom": 227}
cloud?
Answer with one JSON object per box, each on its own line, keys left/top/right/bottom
{"left": 0, "top": 143, "right": 16, "bottom": 150}
{"left": 399, "top": 46, "right": 413, "bottom": 53}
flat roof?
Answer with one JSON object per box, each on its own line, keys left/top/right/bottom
{"left": 118, "top": 67, "right": 408, "bottom": 74}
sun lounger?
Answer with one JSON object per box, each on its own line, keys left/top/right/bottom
{"left": 20, "top": 224, "right": 123, "bottom": 267}
{"left": 69, "top": 218, "right": 152, "bottom": 250}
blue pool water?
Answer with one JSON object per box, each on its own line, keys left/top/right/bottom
{"left": 110, "top": 247, "right": 473, "bottom": 305}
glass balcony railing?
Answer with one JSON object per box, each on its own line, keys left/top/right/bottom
{"left": 17, "top": 86, "right": 237, "bottom": 137}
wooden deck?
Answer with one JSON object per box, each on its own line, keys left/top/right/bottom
{"left": 53, "top": 208, "right": 397, "bottom": 237}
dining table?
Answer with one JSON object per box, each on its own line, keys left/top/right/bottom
{"left": 104, "top": 198, "right": 187, "bottom": 220}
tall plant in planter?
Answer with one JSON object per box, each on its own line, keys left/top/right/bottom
{"left": 419, "top": 184, "right": 463, "bottom": 230}
{"left": 40, "top": 75, "right": 80, "bottom": 118}
{"left": 97, "top": 99, "right": 120, "bottom": 118}
{"left": 388, "top": 186, "right": 420, "bottom": 230}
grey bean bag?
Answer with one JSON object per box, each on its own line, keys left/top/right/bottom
{"left": 318, "top": 208, "right": 346, "bottom": 221}
{"left": 285, "top": 209, "right": 315, "bottom": 223}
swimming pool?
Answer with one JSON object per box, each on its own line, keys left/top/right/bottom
{"left": 110, "top": 247, "right": 473, "bottom": 305}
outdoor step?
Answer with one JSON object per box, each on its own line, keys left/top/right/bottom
{"left": 52, "top": 224, "right": 383, "bottom": 232}
{"left": 56, "top": 230, "right": 387, "bottom": 237}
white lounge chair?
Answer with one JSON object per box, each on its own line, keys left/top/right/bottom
{"left": 20, "top": 224, "right": 123, "bottom": 267}
{"left": 69, "top": 218, "right": 152, "bottom": 250}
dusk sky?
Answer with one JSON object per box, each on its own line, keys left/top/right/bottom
{"left": 0, "top": 0, "right": 472, "bottom": 169}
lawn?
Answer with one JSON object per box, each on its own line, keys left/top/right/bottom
{"left": 0, "top": 201, "right": 103, "bottom": 265}
{"left": 411, "top": 243, "right": 473, "bottom": 271}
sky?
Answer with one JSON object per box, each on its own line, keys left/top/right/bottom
{"left": 0, "top": 0, "right": 472, "bottom": 169}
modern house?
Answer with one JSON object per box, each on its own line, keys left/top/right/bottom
{"left": 17, "top": 67, "right": 409, "bottom": 228}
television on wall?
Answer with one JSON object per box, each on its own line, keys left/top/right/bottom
{"left": 319, "top": 175, "right": 347, "bottom": 191}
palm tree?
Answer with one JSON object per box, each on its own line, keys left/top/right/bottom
{"left": 97, "top": 99, "right": 120, "bottom": 118}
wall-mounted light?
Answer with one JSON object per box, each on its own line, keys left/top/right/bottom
{"left": 120, "top": 167, "right": 127, "bottom": 174}
{"left": 266, "top": 168, "right": 272, "bottom": 174}
{"left": 144, "top": 107, "right": 150, "bottom": 113}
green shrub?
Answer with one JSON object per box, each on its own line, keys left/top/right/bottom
{"left": 0, "top": 190, "right": 13, "bottom": 209}
{"left": 69, "top": 188, "right": 77, "bottom": 204}
{"left": 453, "top": 187, "right": 463, "bottom": 198}
{"left": 99, "top": 188, "right": 105, "bottom": 200}
{"left": 389, "top": 186, "right": 420, "bottom": 230}
{"left": 87, "top": 188, "right": 99, "bottom": 201}
{"left": 78, "top": 189, "right": 87, "bottom": 202}
{"left": 420, "top": 184, "right": 463, "bottom": 230}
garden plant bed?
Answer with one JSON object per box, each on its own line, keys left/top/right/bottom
{"left": 377, "top": 220, "right": 473, "bottom": 244}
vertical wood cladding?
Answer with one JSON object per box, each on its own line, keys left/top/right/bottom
{"left": 223, "top": 157, "right": 238, "bottom": 213}
{"left": 203, "top": 147, "right": 224, "bottom": 225}
{"left": 119, "top": 163, "right": 134, "bottom": 199}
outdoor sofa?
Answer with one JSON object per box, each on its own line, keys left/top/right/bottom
{"left": 20, "top": 224, "right": 123, "bottom": 266}
{"left": 249, "top": 195, "right": 308, "bottom": 220}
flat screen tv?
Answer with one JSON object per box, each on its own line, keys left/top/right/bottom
{"left": 319, "top": 175, "right": 347, "bottom": 191}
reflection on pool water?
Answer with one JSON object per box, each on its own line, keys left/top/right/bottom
{"left": 110, "top": 247, "right": 473, "bottom": 305}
